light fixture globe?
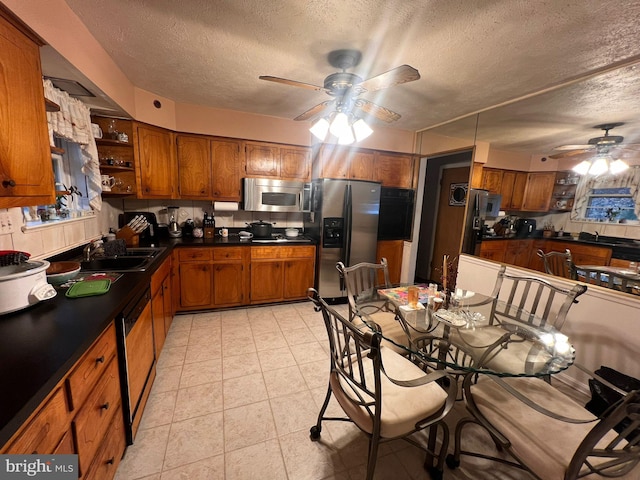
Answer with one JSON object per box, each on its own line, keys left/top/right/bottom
{"left": 609, "top": 159, "right": 629, "bottom": 174}
{"left": 329, "top": 112, "right": 350, "bottom": 138}
{"left": 588, "top": 157, "right": 609, "bottom": 175}
{"left": 352, "top": 118, "right": 373, "bottom": 142}
{"left": 309, "top": 117, "right": 330, "bottom": 141}
{"left": 572, "top": 160, "right": 591, "bottom": 175}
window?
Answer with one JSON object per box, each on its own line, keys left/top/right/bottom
{"left": 584, "top": 187, "right": 638, "bottom": 222}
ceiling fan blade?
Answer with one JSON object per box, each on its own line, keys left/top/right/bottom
{"left": 259, "top": 75, "right": 326, "bottom": 92}
{"left": 552, "top": 144, "right": 593, "bottom": 151}
{"left": 355, "top": 99, "right": 401, "bottom": 123}
{"left": 294, "top": 101, "right": 334, "bottom": 121}
{"left": 548, "top": 149, "right": 593, "bottom": 159}
{"left": 358, "top": 65, "right": 420, "bottom": 93}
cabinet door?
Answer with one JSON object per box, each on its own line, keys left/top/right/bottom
{"left": 349, "top": 151, "right": 375, "bottom": 181}
{"left": 135, "top": 124, "right": 175, "bottom": 198}
{"left": 245, "top": 142, "right": 279, "bottom": 177}
{"left": 377, "top": 240, "right": 404, "bottom": 284}
{"left": 151, "top": 285, "right": 166, "bottom": 355}
{"left": 250, "top": 261, "right": 283, "bottom": 303}
{"left": 318, "top": 145, "right": 349, "bottom": 179}
{"left": 211, "top": 139, "right": 242, "bottom": 200}
{"left": 521, "top": 172, "right": 555, "bottom": 211}
{"left": 280, "top": 146, "right": 311, "bottom": 181}
{"left": 213, "top": 263, "right": 245, "bottom": 306}
{"left": 283, "top": 259, "right": 315, "bottom": 300}
{"left": 177, "top": 135, "right": 211, "bottom": 198}
{"left": 481, "top": 168, "right": 503, "bottom": 194}
{"left": 500, "top": 171, "right": 516, "bottom": 209}
{"left": 179, "top": 262, "right": 213, "bottom": 308}
{"left": 374, "top": 153, "right": 414, "bottom": 188}
{"left": 479, "top": 240, "right": 506, "bottom": 263}
{"left": 162, "top": 276, "right": 173, "bottom": 335}
{"left": 510, "top": 172, "right": 528, "bottom": 210}
{"left": 0, "top": 15, "right": 54, "bottom": 207}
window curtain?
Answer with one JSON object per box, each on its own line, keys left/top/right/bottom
{"left": 571, "top": 166, "right": 640, "bottom": 220}
{"left": 43, "top": 80, "right": 102, "bottom": 211}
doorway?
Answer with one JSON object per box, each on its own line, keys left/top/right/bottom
{"left": 415, "top": 150, "right": 473, "bottom": 283}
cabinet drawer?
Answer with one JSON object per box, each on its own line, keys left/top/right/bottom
{"left": 178, "top": 248, "right": 212, "bottom": 261}
{"left": 5, "top": 387, "right": 69, "bottom": 454}
{"left": 73, "top": 358, "right": 121, "bottom": 474}
{"left": 251, "top": 246, "right": 315, "bottom": 259}
{"left": 213, "top": 247, "right": 244, "bottom": 261}
{"left": 83, "top": 405, "right": 125, "bottom": 480}
{"left": 67, "top": 323, "right": 117, "bottom": 410}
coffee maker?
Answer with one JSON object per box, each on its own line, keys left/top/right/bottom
{"left": 514, "top": 218, "right": 537, "bottom": 238}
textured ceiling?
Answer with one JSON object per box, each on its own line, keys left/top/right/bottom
{"left": 56, "top": 0, "right": 640, "bottom": 154}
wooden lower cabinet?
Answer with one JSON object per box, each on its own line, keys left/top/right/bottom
{"left": 504, "top": 239, "right": 531, "bottom": 268}
{"left": 1, "top": 323, "right": 125, "bottom": 480}
{"left": 377, "top": 240, "right": 404, "bottom": 284}
{"left": 250, "top": 246, "right": 315, "bottom": 304}
{"left": 151, "top": 256, "right": 173, "bottom": 355}
{"left": 176, "top": 247, "right": 249, "bottom": 310}
{"left": 479, "top": 240, "right": 507, "bottom": 263}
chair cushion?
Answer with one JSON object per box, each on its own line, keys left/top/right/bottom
{"left": 330, "top": 345, "right": 448, "bottom": 439}
{"left": 470, "top": 376, "right": 620, "bottom": 479}
{"left": 451, "top": 326, "right": 553, "bottom": 375}
{"left": 359, "top": 310, "right": 411, "bottom": 354}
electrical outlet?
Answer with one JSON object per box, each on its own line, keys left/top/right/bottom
{"left": 0, "top": 212, "right": 14, "bottom": 234}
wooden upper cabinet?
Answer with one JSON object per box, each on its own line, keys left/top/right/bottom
{"left": 499, "top": 170, "right": 528, "bottom": 210}
{"left": 0, "top": 10, "right": 54, "bottom": 208}
{"left": 316, "top": 145, "right": 350, "bottom": 179}
{"left": 521, "top": 172, "right": 556, "bottom": 212}
{"left": 349, "top": 151, "right": 375, "bottom": 181}
{"left": 480, "top": 168, "right": 503, "bottom": 194}
{"left": 374, "top": 153, "right": 414, "bottom": 188}
{"left": 470, "top": 162, "right": 484, "bottom": 189}
{"left": 245, "top": 141, "right": 311, "bottom": 181}
{"left": 211, "top": 139, "right": 242, "bottom": 201}
{"left": 280, "top": 146, "right": 312, "bottom": 181}
{"left": 245, "top": 142, "right": 279, "bottom": 177}
{"left": 134, "top": 123, "right": 175, "bottom": 198}
{"left": 177, "top": 135, "right": 211, "bottom": 198}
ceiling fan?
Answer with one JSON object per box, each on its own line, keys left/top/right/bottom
{"left": 549, "top": 123, "right": 640, "bottom": 159}
{"left": 259, "top": 49, "right": 420, "bottom": 124}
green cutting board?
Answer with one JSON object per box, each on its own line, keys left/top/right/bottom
{"left": 65, "top": 279, "right": 111, "bottom": 298}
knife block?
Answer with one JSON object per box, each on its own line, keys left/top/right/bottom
{"left": 116, "top": 225, "right": 140, "bottom": 247}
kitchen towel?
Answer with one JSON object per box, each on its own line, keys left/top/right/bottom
{"left": 213, "top": 202, "right": 239, "bottom": 212}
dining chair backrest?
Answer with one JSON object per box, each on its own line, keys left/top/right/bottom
{"left": 488, "top": 265, "right": 587, "bottom": 331}
{"left": 336, "top": 258, "right": 391, "bottom": 320}
{"left": 537, "top": 249, "right": 577, "bottom": 279}
{"left": 576, "top": 267, "right": 637, "bottom": 294}
{"left": 307, "top": 288, "right": 457, "bottom": 479}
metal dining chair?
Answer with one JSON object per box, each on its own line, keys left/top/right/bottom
{"left": 308, "top": 289, "right": 457, "bottom": 480}
{"left": 576, "top": 267, "right": 637, "bottom": 294}
{"left": 336, "top": 259, "right": 410, "bottom": 352}
{"left": 446, "top": 368, "right": 640, "bottom": 479}
{"left": 537, "top": 248, "right": 577, "bottom": 279}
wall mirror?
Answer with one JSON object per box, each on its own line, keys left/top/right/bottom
{"left": 422, "top": 60, "right": 640, "bottom": 273}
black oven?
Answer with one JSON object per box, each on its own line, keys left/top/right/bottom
{"left": 377, "top": 187, "right": 415, "bottom": 241}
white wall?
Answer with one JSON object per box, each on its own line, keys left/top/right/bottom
{"left": 457, "top": 254, "right": 640, "bottom": 392}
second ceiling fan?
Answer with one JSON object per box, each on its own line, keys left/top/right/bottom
{"left": 259, "top": 49, "right": 420, "bottom": 125}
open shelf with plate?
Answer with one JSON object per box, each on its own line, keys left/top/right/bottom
{"left": 92, "top": 116, "right": 137, "bottom": 196}
{"left": 550, "top": 170, "right": 579, "bottom": 211}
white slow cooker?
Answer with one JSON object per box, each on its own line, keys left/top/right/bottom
{"left": 0, "top": 260, "right": 57, "bottom": 315}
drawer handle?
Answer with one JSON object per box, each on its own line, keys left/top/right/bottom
{"left": 96, "top": 355, "right": 105, "bottom": 364}
{"left": 2, "top": 179, "right": 16, "bottom": 188}
{"left": 106, "top": 457, "right": 115, "bottom": 465}
{"left": 101, "top": 402, "right": 110, "bottom": 410}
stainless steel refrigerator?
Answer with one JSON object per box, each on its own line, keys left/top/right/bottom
{"left": 304, "top": 178, "right": 381, "bottom": 300}
{"left": 461, "top": 188, "right": 489, "bottom": 255}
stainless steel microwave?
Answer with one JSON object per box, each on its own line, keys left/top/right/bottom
{"left": 244, "top": 178, "right": 312, "bottom": 213}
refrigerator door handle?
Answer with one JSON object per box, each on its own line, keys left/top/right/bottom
{"left": 344, "top": 183, "right": 352, "bottom": 268}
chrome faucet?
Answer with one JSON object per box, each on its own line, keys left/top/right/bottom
{"left": 83, "top": 240, "right": 103, "bottom": 261}
{"left": 594, "top": 230, "right": 599, "bottom": 242}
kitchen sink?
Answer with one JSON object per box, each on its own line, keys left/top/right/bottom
{"left": 79, "top": 246, "right": 166, "bottom": 272}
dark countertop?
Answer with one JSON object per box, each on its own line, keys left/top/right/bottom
{"left": 0, "top": 235, "right": 317, "bottom": 447}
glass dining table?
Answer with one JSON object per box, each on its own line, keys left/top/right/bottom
{"left": 353, "top": 284, "right": 576, "bottom": 378}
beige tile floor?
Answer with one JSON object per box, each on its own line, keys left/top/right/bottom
{"left": 114, "top": 301, "right": 624, "bottom": 480}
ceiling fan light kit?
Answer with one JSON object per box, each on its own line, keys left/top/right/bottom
{"left": 260, "top": 48, "right": 419, "bottom": 145}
